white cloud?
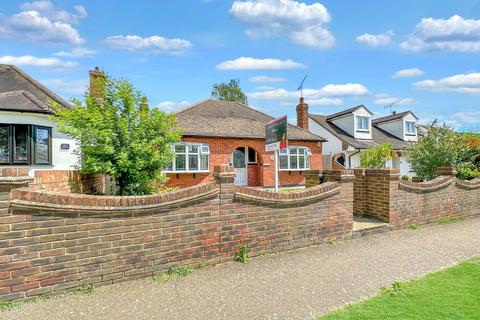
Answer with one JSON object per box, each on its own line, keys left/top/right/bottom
{"left": 54, "top": 47, "right": 96, "bottom": 58}
{"left": 217, "top": 57, "right": 305, "bottom": 70}
{"left": 356, "top": 30, "right": 394, "bottom": 47}
{"left": 248, "top": 83, "right": 368, "bottom": 101}
{"left": 401, "top": 15, "right": 480, "bottom": 52}
{"left": 256, "top": 86, "right": 275, "bottom": 90}
{"left": 249, "top": 75, "right": 288, "bottom": 83}
{"left": 413, "top": 72, "right": 480, "bottom": 94}
{"left": 156, "top": 100, "right": 191, "bottom": 112}
{"left": 0, "top": 55, "right": 77, "bottom": 68}
{"left": 230, "top": 0, "right": 334, "bottom": 49}
{"left": 40, "top": 78, "right": 88, "bottom": 94}
{"left": 104, "top": 35, "right": 192, "bottom": 55}
{"left": 373, "top": 93, "right": 417, "bottom": 106}
{"left": 0, "top": 1, "right": 85, "bottom": 45}
{"left": 308, "top": 98, "right": 343, "bottom": 106}
{"left": 392, "top": 68, "right": 425, "bottom": 78}
{"left": 20, "top": 1, "right": 88, "bottom": 23}
{"left": 446, "top": 111, "right": 480, "bottom": 129}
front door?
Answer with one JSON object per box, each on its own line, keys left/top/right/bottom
{"left": 232, "top": 147, "right": 247, "bottom": 186}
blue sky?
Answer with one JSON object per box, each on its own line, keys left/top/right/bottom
{"left": 1, "top": 0, "right": 479, "bottom": 131}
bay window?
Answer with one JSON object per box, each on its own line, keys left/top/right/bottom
{"left": 0, "top": 124, "right": 51, "bottom": 165}
{"left": 279, "top": 146, "right": 311, "bottom": 171}
{"left": 165, "top": 143, "right": 210, "bottom": 172}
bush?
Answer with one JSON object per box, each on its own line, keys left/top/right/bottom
{"left": 401, "top": 175, "right": 409, "bottom": 181}
{"left": 360, "top": 144, "right": 394, "bottom": 168}
{"left": 456, "top": 162, "right": 480, "bottom": 180}
{"left": 407, "top": 123, "right": 465, "bottom": 181}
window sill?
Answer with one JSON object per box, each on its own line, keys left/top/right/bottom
{"left": 279, "top": 169, "right": 309, "bottom": 172}
{"left": 164, "top": 171, "right": 210, "bottom": 174}
{"left": 356, "top": 130, "right": 370, "bottom": 133}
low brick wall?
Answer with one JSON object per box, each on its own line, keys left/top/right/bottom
{"left": 33, "top": 170, "right": 115, "bottom": 195}
{"left": 354, "top": 167, "right": 480, "bottom": 228}
{"left": 0, "top": 167, "right": 353, "bottom": 302}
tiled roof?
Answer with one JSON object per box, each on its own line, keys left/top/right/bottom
{"left": 0, "top": 64, "right": 70, "bottom": 113}
{"left": 309, "top": 114, "right": 411, "bottom": 150}
{"left": 175, "top": 99, "right": 326, "bottom": 141}
{"left": 326, "top": 105, "right": 373, "bottom": 120}
{"left": 372, "top": 111, "right": 418, "bottom": 124}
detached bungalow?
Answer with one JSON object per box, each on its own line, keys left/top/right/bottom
{"left": 166, "top": 99, "right": 326, "bottom": 188}
{"left": 0, "top": 65, "right": 79, "bottom": 175}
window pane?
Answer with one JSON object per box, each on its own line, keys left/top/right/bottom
{"left": 188, "top": 145, "right": 198, "bottom": 153}
{"left": 14, "top": 125, "right": 28, "bottom": 162}
{"left": 34, "top": 127, "right": 50, "bottom": 164}
{"left": 306, "top": 155, "right": 311, "bottom": 169}
{"left": 279, "top": 155, "right": 288, "bottom": 169}
{"left": 165, "top": 160, "right": 173, "bottom": 171}
{"left": 0, "top": 126, "right": 8, "bottom": 163}
{"left": 188, "top": 154, "right": 198, "bottom": 170}
{"left": 357, "top": 116, "right": 369, "bottom": 130}
{"left": 290, "top": 148, "right": 298, "bottom": 155}
{"left": 200, "top": 155, "right": 209, "bottom": 171}
{"left": 279, "top": 149, "right": 288, "bottom": 155}
{"left": 175, "top": 154, "right": 186, "bottom": 170}
{"left": 290, "top": 155, "right": 298, "bottom": 169}
{"left": 200, "top": 145, "right": 210, "bottom": 154}
{"left": 248, "top": 147, "right": 257, "bottom": 163}
{"left": 298, "top": 148, "right": 305, "bottom": 155}
{"left": 299, "top": 155, "right": 305, "bottom": 169}
{"left": 175, "top": 145, "right": 186, "bottom": 153}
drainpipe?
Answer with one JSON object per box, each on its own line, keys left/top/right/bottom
{"left": 348, "top": 149, "right": 361, "bottom": 168}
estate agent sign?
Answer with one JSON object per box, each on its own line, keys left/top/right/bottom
{"left": 265, "top": 115, "right": 287, "bottom": 152}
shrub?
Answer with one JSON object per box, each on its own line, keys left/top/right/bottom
{"left": 234, "top": 243, "right": 249, "bottom": 263}
{"left": 401, "top": 175, "right": 409, "bottom": 181}
{"left": 456, "top": 162, "right": 480, "bottom": 180}
{"left": 407, "top": 123, "right": 465, "bottom": 181}
{"left": 360, "top": 144, "right": 394, "bottom": 168}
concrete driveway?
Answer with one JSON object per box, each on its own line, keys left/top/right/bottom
{"left": 3, "top": 216, "right": 480, "bottom": 320}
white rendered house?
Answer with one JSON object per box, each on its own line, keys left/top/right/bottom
{"left": 0, "top": 64, "right": 80, "bottom": 176}
{"left": 295, "top": 100, "right": 418, "bottom": 177}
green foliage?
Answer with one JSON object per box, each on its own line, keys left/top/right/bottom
{"left": 73, "top": 283, "right": 94, "bottom": 295}
{"left": 407, "top": 123, "right": 466, "bottom": 181}
{"left": 319, "top": 257, "right": 480, "bottom": 319}
{"left": 408, "top": 223, "right": 418, "bottom": 230}
{"left": 0, "top": 300, "right": 21, "bottom": 312}
{"left": 194, "top": 262, "right": 208, "bottom": 270}
{"left": 439, "top": 216, "right": 465, "bottom": 224}
{"left": 211, "top": 79, "right": 248, "bottom": 105}
{"left": 234, "top": 243, "right": 249, "bottom": 263}
{"left": 52, "top": 73, "right": 181, "bottom": 195}
{"left": 456, "top": 162, "right": 480, "bottom": 180}
{"left": 401, "top": 175, "right": 409, "bottom": 181}
{"left": 151, "top": 267, "right": 192, "bottom": 283}
{"left": 360, "top": 144, "right": 394, "bottom": 168}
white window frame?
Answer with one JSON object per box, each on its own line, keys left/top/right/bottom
{"left": 356, "top": 116, "right": 370, "bottom": 132}
{"left": 279, "top": 146, "right": 311, "bottom": 171}
{"left": 164, "top": 142, "right": 210, "bottom": 173}
{"left": 405, "top": 121, "right": 416, "bottom": 135}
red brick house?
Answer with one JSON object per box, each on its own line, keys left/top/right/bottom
{"left": 165, "top": 99, "right": 325, "bottom": 188}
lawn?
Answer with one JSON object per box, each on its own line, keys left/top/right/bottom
{"left": 319, "top": 257, "right": 480, "bottom": 320}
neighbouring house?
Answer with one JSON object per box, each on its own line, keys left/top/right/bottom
{"left": 165, "top": 99, "right": 326, "bottom": 188}
{"left": 0, "top": 64, "right": 79, "bottom": 175}
{"left": 295, "top": 98, "right": 418, "bottom": 177}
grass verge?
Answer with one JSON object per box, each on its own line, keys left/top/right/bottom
{"left": 319, "top": 257, "right": 480, "bottom": 320}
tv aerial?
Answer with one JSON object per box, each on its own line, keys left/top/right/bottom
{"left": 297, "top": 74, "right": 308, "bottom": 98}
{"left": 384, "top": 102, "right": 397, "bottom": 114}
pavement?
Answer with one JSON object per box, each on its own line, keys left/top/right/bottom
{"left": 3, "top": 216, "right": 480, "bottom": 320}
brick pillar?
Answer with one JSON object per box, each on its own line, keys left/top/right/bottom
{"left": 364, "top": 169, "right": 400, "bottom": 222}
{"left": 353, "top": 168, "right": 366, "bottom": 216}
{"left": 435, "top": 167, "right": 457, "bottom": 177}
{"left": 214, "top": 164, "right": 237, "bottom": 260}
{"left": 323, "top": 169, "right": 355, "bottom": 235}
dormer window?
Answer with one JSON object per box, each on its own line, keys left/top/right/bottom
{"left": 356, "top": 116, "right": 370, "bottom": 132}
{"left": 405, "top": 121, "right": 416, "bottom": 135}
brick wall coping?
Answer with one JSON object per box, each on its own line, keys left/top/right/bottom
{"left": 235, "top": 182, "right": 341, "bottom": 205}
{"left": 456, "top": 177, "right": 480, "bottom": 190}
{"left": 398, "top": 176, "right": 452, "bottom": 193}
{"left": 9, "top": 182, "right": 219, "bottom": 215}
{"left": 364, "top": 168, "right": 401, "bottom": 176}
{"left": 0, "top": 176, "right": 33, "bottom": 186}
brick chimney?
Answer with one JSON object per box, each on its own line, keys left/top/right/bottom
{"left": 89, "top": 66, "right": 106, "bottom": 105}
{"left": 296, "top": 97, "right": 309, "bottom": 130}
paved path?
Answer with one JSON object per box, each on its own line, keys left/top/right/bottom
{"left": 4, "top": 217, "right": 480, "bottom": 320}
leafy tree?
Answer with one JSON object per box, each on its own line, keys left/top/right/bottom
{"left": 360, "top": 144, "right": 394, "bottom": 168}
{"left": 211, "top": 79, "right": 248, "bottom": 105}
{"left": 406, "top": 122, "right": 466, "bottom": 180}
{"left": 52, "top": 73, "right": 181, "bottom": 195}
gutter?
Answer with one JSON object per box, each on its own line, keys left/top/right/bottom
{"left": 348, "top": 149, "right": 361, "bottom": 168}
